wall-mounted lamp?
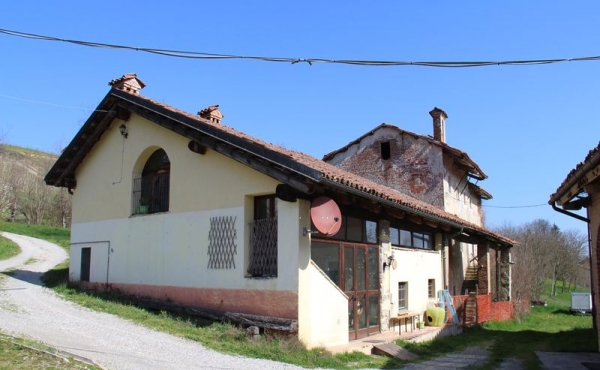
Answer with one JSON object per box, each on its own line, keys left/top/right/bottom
{"left": 119, "top": 124, "right": 128, "bottom": 139}
{"left": 383, "top": 254, "right": 396, "bottom": 271}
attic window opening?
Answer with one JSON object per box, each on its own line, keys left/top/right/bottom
{"left": 381, "top": 142, "right": 391, "bottom": 160}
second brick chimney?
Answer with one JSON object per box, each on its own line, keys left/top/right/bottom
{"left": 109, "top": 73, "right": 146, "bottom": 95}
{"left": 429, "top": 107, "right": 448, "bottom": 143}
{"left": 198, "top": 105, "right": 223, "bottom": 124}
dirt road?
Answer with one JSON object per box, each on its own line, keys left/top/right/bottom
{"left": 0, "top": 232, "right": 303, "bottom": 370}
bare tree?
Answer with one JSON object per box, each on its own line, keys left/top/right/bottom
{"left": 496, "top": 219, "right": 590, "bottom": 308}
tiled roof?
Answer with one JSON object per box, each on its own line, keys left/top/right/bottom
{"left": 127, "top": 93, "right": 512, "bottom": 245}
{"left": 322, "top": 123, "right": 488, "bottom": 180}
{"left": 549, "top": 142, "right": 600, "bottom": 203}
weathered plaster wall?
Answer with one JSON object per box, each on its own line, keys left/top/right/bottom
{"left": 325, "top": 127, "right": 445, "bottom": 208}
{"left": 442, "top": 156, "right": 483, "bottom": 226}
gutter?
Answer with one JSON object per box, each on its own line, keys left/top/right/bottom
{"left": 321, "top": 177, "right": 510, "bottom": 246}
{"left": 548, "top": 148, "right": 600, "bottom": 224}
{"left": 551, "top": 201, "right": 590, "bottom": 223}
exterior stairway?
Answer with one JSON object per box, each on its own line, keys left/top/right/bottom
{"left": 464, "top": 293, "right": 478, "bottom": 326}
{"left": 461, "top": 265, "right": 479, "bottom": 295}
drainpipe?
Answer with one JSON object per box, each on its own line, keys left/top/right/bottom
{"left": 551, "top": 201, "right": 590, "bottom": 223}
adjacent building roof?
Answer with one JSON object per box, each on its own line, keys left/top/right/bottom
{"left": 45, "top": 77, "right": 513, "bottom": 247}
{"left": 322, "top": 123, "right": 488, "bottom": 180}
{"left": 549, "top": 142, "right": 600, "bottom": 206}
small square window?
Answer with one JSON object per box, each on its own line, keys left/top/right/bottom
{"left": 428, "top": 279, "right": 435, "bottom": 299}
{"left": 398, "top": 282, "right": 407, "bottom": 310}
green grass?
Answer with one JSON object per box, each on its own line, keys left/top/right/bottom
{"left": 42, "top": 273, "right": 401, "bottom": 369}
{"left": 0, "top": 333, "right": 100, "bottom": 369}
{"left": 0, "top": 235, "right": 20, "bottom": 260}
{"left": 0, "top": 222, "right": 70, "bottom": 250}
{"left": 400, "top": 284, "right": 595, "bottom": 370}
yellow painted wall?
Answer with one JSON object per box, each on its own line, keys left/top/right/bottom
{"left": 72, "top": 115, "right": 280, "bottom": 224}
{"left": 389, "top": 248, "right": 443, "bottom": 321}
{"left": 298, "top": 260, "right": 349, "bottom": 348}
{"left": 69, "top": 113, "right": 300, "bottom": 292}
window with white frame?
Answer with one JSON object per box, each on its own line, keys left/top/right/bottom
{"left": 428, "top": 279, "right": 435, "bottom": 298}
{"left": 389, "top": 227, "right": 432, "bottom": 249}
{"left": 398, "top": 282, "right": 407, "bottom": 310}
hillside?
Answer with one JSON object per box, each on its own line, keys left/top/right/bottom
{"left": 0, "top": 144, "right": 68, "bottom": 227}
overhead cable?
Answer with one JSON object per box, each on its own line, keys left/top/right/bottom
{"left": 2, "top": 27, "right": 600, "bottom": 68}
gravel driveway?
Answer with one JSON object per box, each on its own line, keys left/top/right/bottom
{"left": 0, "top": 232, "right": 304, "bottom": 370}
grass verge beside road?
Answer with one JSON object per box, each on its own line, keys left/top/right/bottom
{"left": 0, "top": 235, "right": 20, "bottom": 260}
{"left": 0, "top": 333, "right": 100, "bottom": 370}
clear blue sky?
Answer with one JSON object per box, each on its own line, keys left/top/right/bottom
{"left": 1, "top": 1, "right": 598, "bottom": 236}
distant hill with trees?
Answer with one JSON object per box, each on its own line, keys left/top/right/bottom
{"left": 0, "top": 144, "right": 70, "bottom": 227}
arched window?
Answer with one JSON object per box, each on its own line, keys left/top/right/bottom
{"left": 133, "top": 149, "right": 170, "bottom": 214}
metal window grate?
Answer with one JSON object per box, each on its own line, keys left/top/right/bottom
{"left": 132, "top": 172, "right": 169, "bottom": 215}
{"left": 207, "top": 216, "right": 237, "bottom": 269}
{"left": 247, "top": 218, "right": 278, "bottom": 277}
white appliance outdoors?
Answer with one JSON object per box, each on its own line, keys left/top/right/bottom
{"left": 571, "top": 292, "right": 592, "bottom": 314}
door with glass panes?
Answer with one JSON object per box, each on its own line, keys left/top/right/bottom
{"left": 343, "top": 243, "right": 380, "bottom": 340}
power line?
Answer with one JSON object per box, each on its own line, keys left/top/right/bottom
{"left": 0, "top": 93, "right": 110, "bottom": 113}
{"left": 2, "top": 27, "right": 600, "bottom": 68}
{"left": 483, "top": 203, "right": 548, "bottom": 209}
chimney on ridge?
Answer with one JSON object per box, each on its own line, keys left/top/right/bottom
{"left": 429, "top": 107, "right": 448, "bottom": 143}
{"left": 198, "top": 105, "right": 224, "bottom": 124}
{"left": 109, "top": 73, "right": 146, "bottom": 95}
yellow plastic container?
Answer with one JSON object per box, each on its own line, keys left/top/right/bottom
{"left": 425, "top": 307, "right": 446, "bottom": 326}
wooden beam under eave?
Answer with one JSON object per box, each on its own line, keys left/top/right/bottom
{"left": 408, "top": 215, "right": 423, "bottom": 225}
{"left": 440, "top": 224, "right": 452, "bottom": 232}
{"left": 384, "top": 207, "right": 405, "bottom": 221}
{"left": 557, "top": 162, "right": 600, "bottom": 206}
{"left": 333, "top": 192, "right": 355, "bottom": 206}
{"left": 55, "top": 109, "right": 117, "bottom": 186}
{"left": 356, "top": 198, "right": 382, "bottom": 214}
{"left": 115, "top": 108, "right": 131, "bottom": 122}
{"left": 424, "top": 219, "right": 439, "bottom": 229}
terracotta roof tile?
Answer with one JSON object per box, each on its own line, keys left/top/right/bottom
{"left": 550, "top": 142, "right": 600, "bottom": 203}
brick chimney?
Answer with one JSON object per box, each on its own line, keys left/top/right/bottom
{"left": 109, "top": 73, "right": 146, "bottom": 95}
{"left": 429, "top": 107, "right": 448, "bottom": 143}
{"left": 198, "top": 105, "right": 223, "bottom": 124}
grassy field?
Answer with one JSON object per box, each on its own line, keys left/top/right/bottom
{"left": 0, "top": 235, "right": 20, "bottom": 260}
{"left": 0, "top": 222, "right": 70, "bottom": 250}
{"left": 1, "top": 222, "right": 596, "bottom": 369}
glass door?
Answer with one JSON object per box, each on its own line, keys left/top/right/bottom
{"left": 344, "top": 243, "right": 379, "bottom": 340}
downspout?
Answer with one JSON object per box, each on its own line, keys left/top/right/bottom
{"left": 551, "top": 201, "right": 590, "bottom": 223}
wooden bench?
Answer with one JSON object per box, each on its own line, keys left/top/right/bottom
{"left": 390, "top": 311, "right": 420, "bottom": 334}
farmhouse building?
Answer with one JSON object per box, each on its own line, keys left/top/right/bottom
{"left": 45, "top": 74, "right": 514, "bottom": 347}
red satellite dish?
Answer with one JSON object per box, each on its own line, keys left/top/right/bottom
{"left": 310, "top": 196, "right": 342, "bottom": 236}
